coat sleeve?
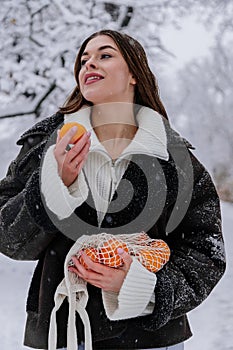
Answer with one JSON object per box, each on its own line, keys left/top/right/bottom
{"left": 140, "top": 150, "right": 226, "bottom": 331}
{"left": 0, "top": 136, "right": 58, "bottom": 261}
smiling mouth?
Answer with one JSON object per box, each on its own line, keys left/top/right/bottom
{"left": 85, "top": 75, "right": 104, "bottom": 84}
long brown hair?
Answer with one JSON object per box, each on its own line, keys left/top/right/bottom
{"left": 60, "top": 29, "right": 168, "bottom": 120}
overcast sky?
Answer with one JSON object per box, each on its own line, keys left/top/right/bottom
{"left": 161, "top": 15, "right": 215, "bottom": 70}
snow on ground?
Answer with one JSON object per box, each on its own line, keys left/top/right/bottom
{"left": 0, "top": 202, "right": 232, "bottom": 350}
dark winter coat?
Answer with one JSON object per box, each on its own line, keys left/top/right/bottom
{"left": 0, "top": 112, "right": 226, "bottom": 349}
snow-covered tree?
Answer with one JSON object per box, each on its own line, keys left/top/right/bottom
{"left": 1, "top": 0, "right": 232, "bottom": 200}
{"left": 169, "top": 33, "right": 233, "bottom": 201}
{"left": 0, "top": 0, "right": 214, "bottom": 119}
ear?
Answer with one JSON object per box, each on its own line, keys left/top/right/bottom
{"left": 130, "top": 75, "right": 137, "bottom": 85}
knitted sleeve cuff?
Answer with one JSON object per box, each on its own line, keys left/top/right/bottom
{"left": 102, "top": 257, "right": 157, "bottom": 320}
{"left": 41, "top": 145, "right": 89, "bottom": 220}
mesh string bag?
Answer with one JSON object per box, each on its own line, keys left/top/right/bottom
{"left": 48, "top": 232, "right": 170, "bottom": 350}
{"left": 71, "top": 231, "right": 170, "bottom": 272}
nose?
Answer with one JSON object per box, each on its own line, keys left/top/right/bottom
{"left": 84, "top": 56, "right": 98, "bottom": 70}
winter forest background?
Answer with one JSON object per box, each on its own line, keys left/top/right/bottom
{"left": 1, "top": 0, "right": 233, "bottom": 199}
{"left": 0, "top": 1, "right": 233, "bottom": 349}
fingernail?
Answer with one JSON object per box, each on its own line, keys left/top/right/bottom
{"left": 117, "top": 248, "right": 124, "bottom": 254}
{"left": 86, "top": 131, "right": 91, "bottom": 137}
{"left": 71, "top": 126, "right": 78, "bottom": 133}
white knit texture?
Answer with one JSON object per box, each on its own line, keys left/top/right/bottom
{"left": 41, "top": 145, "right": 89, "bottom": 220}
{"left": 84, "top": 152, "right": 131, "bottom": 226}
{"left": 102, "top": 257, "right": 157, "bottom": 320}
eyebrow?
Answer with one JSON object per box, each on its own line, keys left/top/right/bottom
{"left": 81, "top": 45, "right": 117, "bottom": 57}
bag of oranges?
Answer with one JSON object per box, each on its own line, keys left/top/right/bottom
{"left": 69, "top": 231, "right": 170, "bottom": 273}
{"left": 49, "top": 232, "right": 170, "bottom": 350}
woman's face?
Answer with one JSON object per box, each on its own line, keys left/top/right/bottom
{"left": 78, "top": 35, "right": 136, "bottom": 105}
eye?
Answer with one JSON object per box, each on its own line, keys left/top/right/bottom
{"left": 81, "top": 59, "right": 88, "bottom": 66}
{"left": 101, "top": 53, "right": 112, "bottom": 59}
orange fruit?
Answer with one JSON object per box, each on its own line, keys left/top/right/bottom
{"left": 79, "top": 247, "right": 100, "bottom": 269}
{"left": 137, "top": 241, "right": 170, "bottom": 273}
{"left": 60, "top": 122, "right": 87, "bottom": 144}
{"left": 99, "top": 238, "right": 129, "bottom": 268}
{"left": 136, "top": 231, "right": 150, "bottom": 246}
{"left": 149, "top": 239, "right": 170, "bottom": 253}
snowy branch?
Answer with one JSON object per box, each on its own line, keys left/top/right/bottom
{"left": 0, "top": 82, "right": 56, "bottom": 120}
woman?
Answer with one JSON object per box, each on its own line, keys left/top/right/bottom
{"left": 0, "top": 30, "right": 226, "bottom": 350}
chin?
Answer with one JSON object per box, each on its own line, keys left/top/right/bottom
{"left": 83, "top": 90, "right": 120, "bottom": 105}
{"left": 83, "top": 94, "right": 102, "bottom": 105}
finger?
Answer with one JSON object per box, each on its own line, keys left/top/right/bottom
{"left": 76, "top": 158, "right": 86, "bottom": 174}
{"left": 70, "top": 139, "right": 90, "bottom": 169}
{"left": 57, "top": 126, "right": 78, "bottom": 150}
{"left": 56, "top": 129, "right": 61, "bottom": 143}
{"left": 72, "top": 255, "right": 86, "bottom": 270}
{"left": 117, "top": 248, "right": 133, "bottom": 271}
{"left": 66, "top": 132, "right": 91, "bottom": 163}
{"left": 79, "top": 252, "right": 111, "bottom": 275}
{"left": 72, "top": 256, "right": 107, "bottom": 285}
{"left": 54, "top": 126, "right": 78, "bottom": 157}
{"left": 68, "top": 265, "right": 101, "bottom": 286}
{"left": 68, "top": 266, "right": 79, "bottom": 275}
{"left": 75, "top": 144, "right": 90, "bottom": 173}
{"left": 72, "top": 255, "right": 101, "bottom": 275}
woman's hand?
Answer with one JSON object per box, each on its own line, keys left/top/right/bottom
{"left": 54, "top": 126, "right": 91, "bottom": 187}
{"left": 68, "top": 248, "right": 133, "bottom": 293}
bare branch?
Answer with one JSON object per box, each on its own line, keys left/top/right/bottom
{"left": 31, "top": 4, "right": 50, "bottom": 18}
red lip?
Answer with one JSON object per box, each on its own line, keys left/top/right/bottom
{"left": 84, "top": 73, "right": 104, "bottom": 84}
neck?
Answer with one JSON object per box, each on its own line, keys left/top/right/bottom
{"left": 90, "top": 102, "right": 138, "bottom": 160}
{"left": 91, "top": 102, "right": 137, "bottom": 141}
